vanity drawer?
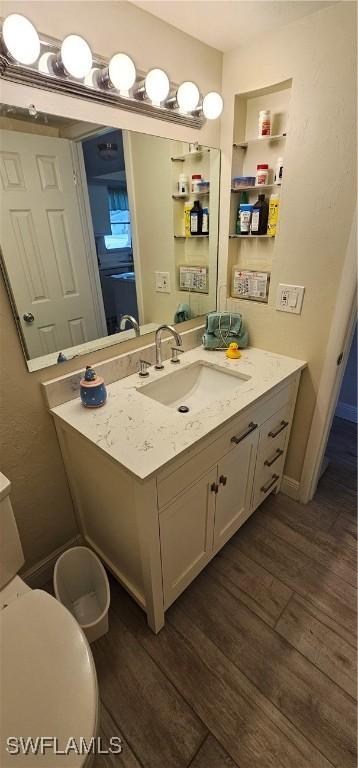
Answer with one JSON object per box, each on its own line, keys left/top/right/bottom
{"left": 258, "top": 403, "right": 291, "bottom": 461}
{"left": 252, "top": 452, "right": 286, "bottom": 509}
{"left": 157, "top": 383, "right": 292, "bottom": 509}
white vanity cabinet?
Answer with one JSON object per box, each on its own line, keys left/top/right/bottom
{"left": 159, "top": 423, "right": 259, "bottom": 609}
{"left": 53, "top": 369, "right": 301, "bottom": 634}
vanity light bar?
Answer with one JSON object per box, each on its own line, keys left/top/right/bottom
{"left": 0, "top": 15, "right": 223, "bottom": 127}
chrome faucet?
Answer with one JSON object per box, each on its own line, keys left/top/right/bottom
{"left": 119, "top": 314, "right": 140, "bottom": 337}
{"left": 155, "top": 324, "right": 183, "bottom": 369}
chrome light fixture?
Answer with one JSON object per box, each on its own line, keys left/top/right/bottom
{"left": 1, "top": 14, "right": 40, "bottom": 65}
{"left": 0, "top": 14, "right": 224, "bottom": 127}
{"left": 97, "top": 142, "right": 118, "bottom": 160}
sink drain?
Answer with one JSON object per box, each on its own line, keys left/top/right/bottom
{"left": 178, "top": 405, "right": 190, "bottom": 413}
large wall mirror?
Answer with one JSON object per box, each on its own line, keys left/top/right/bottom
{"left": 0, "top": 104, "right": 220, "bottom": 371}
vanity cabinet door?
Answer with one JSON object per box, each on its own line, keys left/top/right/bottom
{"left": 213, "top": 426, "right": 259, "bottom": 551}
{"left": 160, "top": 469, "right": 217, "bottom": 609}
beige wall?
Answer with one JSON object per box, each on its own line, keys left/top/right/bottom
{"left": 218, "top": 1, "right": 357, "bottom": 483}
{"left": 0, "top": 0, "right": 222, "bottom": 572}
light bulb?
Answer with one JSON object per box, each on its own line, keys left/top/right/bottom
{"left": 2, "top": 14, "right": 40, "bottom": 65}
{"left": 203, "top": 91, "right": 223, "bottom": 120}
{"left": 108, "top": 53, "right": 136, "bottom": 93}
{"left": 176, "top": 81, "right": 200, "bottom": 113}
{"left": 145, "top": 68, "right": 170, "bottom": 105}
{"left": 60, "top": 34, "right": 92, "bottom": 79}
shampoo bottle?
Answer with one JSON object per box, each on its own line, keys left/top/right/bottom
{"left": 267, "top": 193, "right": 280, "bottom": 237}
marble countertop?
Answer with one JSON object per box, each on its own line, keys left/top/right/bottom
{"left": 51, "top": 346, "right": 306, "bottom": 480}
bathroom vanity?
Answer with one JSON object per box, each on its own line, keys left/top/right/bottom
{"left": 51, "top": 347, "right": 305, "bottom": 632}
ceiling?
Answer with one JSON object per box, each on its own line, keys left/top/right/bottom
{"left": 131, "top": 1, "right": 336, "bottom": 52}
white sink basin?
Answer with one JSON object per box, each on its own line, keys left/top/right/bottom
{"left": 138, "top": 361, "right": 251, "bottom": 412}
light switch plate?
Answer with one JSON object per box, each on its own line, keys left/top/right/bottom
{"left": 155, "top": 271, "right": 171, "bottom": 293}
{"left": 276, "top": 284, "right": 305, "bottom": 314}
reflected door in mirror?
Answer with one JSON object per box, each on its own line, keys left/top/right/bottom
{"left": 0, "top": 130, "right": 104, "bottom": 357}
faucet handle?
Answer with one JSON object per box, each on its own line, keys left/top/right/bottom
{"left": 171, "top": 347, "right": 184, "bottom": 364}
{"left": 138, "top": 359, "right": 151, "bottom": 377}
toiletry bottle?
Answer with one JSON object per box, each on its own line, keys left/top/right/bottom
{"left": 80, "top": 365, "right": 107, "bottom": 408}
{"left": 251, "top": 194, "right": 269, "bottom": 235}
{"left": 184, "top": 202, "right": 192, "bottom": 237}
{"left": 255, "top": 163, "right": 269, "bottom": 186}
{"left": 178, "top": 174, "right": 189, "bottom": 196}
{"left": 258, "top": 110, "right": 271, "bottom": 137}
{"left": 190, "top": 200, "right": 203, "bottom": 235}
{"left": 267, "top": 193, "right": 280, "bottom": 237}
{"left": 236, "top": 191, "right": 248, "bottom": 234}
{"left": 239, "top": 203, "right": 253, "bottom": 235}
{"left": 274, "top": 157, "right": 284, "bottom": 185}
{"left": 202, "top": 206, "right": 209, "bottom": 234}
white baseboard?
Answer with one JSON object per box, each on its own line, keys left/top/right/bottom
{"left": 280, "top": 475, "right": 300, "bottom": 501}
{"left": 21, "top": 534, "right": 83, "bottom": 589}
{"left": 335, "top": 402, "right": 358, "bottom": 423}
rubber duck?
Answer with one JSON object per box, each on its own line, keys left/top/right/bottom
{"left": 225, "top": 342, "right": 241, "bottom": 360}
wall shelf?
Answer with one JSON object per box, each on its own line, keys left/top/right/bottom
{"left": 172, "top": 191, "right": 210, "bottom": 200}
{"left": 229, "top": 234, "right": 274, "bottom": 239}
{"left": 174, "top": 234, "right": 209, "bottom": 239}
{"left": 231, "top": 184, "right": 276, "bottom": 193}
{"left": 233, "top": 134, "right": 287, "bottom": 149}
{"left": 171, "top": 149, "right": 211, "bottom": 162}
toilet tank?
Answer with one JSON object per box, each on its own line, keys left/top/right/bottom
{"left": 0, "top": 472, "right": 24, "bottom": 589}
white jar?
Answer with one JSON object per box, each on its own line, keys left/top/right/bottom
{"left": 191, "top": 173, "right": 202, "bottom": 193}
{"left": 258, "top": 110, "right": 271, "bottom": 137}
{"left": 255, "top": 164, "right": 269, "bottom": 186}
{"left": 178, "top": 174, "right": 189, "bottom": 196}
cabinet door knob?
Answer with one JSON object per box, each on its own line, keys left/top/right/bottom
{"left": 210, "top": 482, "right": 219, "bottom": 494}
{"left": 219, "top": 475, "right": 227, "bottom": 486}
{"left": 260, "top": 474, "right": 279, "bottom": 494}
{"left": 23, "top": 312, "right": 35, "bottom": 324}
{"left": 231, "top": 421, "right": 258, "bottom": 445}
{"left": 268, "top": 420, "right": 288, "bottom": 438}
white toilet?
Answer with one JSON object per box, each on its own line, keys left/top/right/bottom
{"left": 0, "top": 472, "right": 99, "bottom": 767}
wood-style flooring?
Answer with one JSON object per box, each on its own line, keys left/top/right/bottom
{"left": 88, "top": 417, "right": 357, "bottom": 768}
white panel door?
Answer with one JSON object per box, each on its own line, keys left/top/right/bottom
{"left": 159, "top": 468, "right": 217, "bottom": 609}
{"left": 0, "top": 129, "right": 102, "bottom": 358}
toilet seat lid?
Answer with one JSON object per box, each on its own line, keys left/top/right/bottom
{"left": 0, "top": 589, "right": 98, "bottom": 767}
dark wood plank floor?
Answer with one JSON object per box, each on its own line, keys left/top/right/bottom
{"left": 87, "top": 416, "right": 356, "bottom": 768}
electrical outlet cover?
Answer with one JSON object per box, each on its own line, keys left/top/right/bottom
{"left": 276, "top": 284, "right": 305, "bottom": 314}
{"left": 155, "top": 271, "right": 171, "bottom": 293}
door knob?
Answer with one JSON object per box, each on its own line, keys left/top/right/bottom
{"left": 219, "top": 475, "right": 227, "bottom": 486}
{"left": 23, "top": 312, "right": 34, "bottom": 324}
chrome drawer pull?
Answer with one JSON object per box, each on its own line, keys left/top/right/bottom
{"left": 264, "top": 448, "right": 284, "bottom": 467}
{"left": 268, "top": 420, "right": 288, "bottom": 438}
{"left": 261, "top": 474, "right": 279, "bottom": 494}
{"left": 231, "top": 422, "right": 258, "bottom": 445}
